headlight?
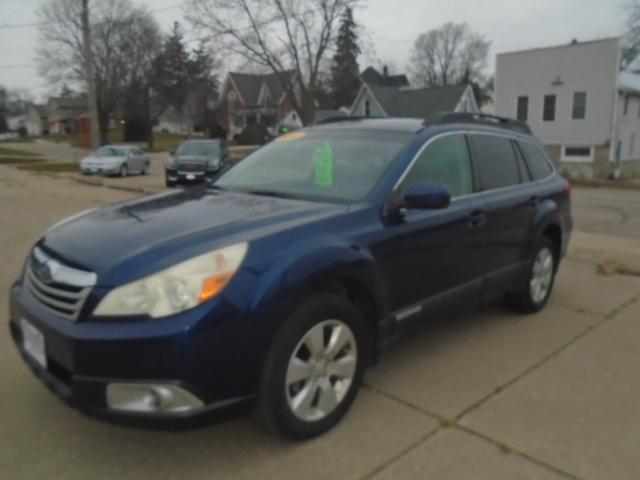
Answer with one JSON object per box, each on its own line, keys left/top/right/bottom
{"left": 94, "top": 242, "right": 248, "bottom": 318}
{"left": 207, "top": 158, "right": 220, "bottom": 169}
{"left": 166, "top": 157, "right": 176, "bottom": 168}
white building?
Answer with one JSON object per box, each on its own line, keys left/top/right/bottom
{"left": 495, "top": 37, "right": 640, "bottom": 179}
{"left": 154, "top": 106, "right": 192, "bottom": 135}
{"left": 24, "top": 105, "right": 49, "bottom": 136}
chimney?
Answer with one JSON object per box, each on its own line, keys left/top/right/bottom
{"left": 383, "top": 65, "right": 389, "bottom": 79}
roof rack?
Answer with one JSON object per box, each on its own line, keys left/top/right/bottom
{"left": 423, "top": 113, "right": 532, "bottom": 135}
{"left": 314, "top": 116, "right": 378, "bottom": 125}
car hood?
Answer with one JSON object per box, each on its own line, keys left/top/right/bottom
{"left": 41, "top": 187, "right": 344, "bottom": 284}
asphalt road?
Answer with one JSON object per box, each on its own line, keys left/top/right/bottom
{"left": 572, "top": 187, "right": 640, "bottom": 240}
{"left": 2, "top": 165, "right": 640, "bottom": 479}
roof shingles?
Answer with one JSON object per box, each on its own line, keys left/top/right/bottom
{"left": 367, "top": 83, "right": 470, "bottom": 118}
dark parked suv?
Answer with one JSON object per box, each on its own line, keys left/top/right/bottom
{"left": 9, "top": 114, "right": 572, "bottom": 439}
{"left": 165, "top": 139, "right": 230, "bottom": 187}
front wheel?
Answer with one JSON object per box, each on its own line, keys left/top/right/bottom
{"left": 119, "top": 164, "right": 128, "bottom": 177}
{"left": 508, "top": 236, "right": 557, "bottom": 313}
{"left": 254, "top": 293, "right": 370, "bottom": 439}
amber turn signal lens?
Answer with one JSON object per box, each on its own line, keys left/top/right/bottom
{"left": 199, "top": 272, "right": 234, "bottom": 303}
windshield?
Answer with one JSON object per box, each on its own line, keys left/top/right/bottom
{"left": 215, "top": 130, "right": 411, "bottom": 203}
{"left": 177, "top": 142, "right": 220, "bottom": 157}
{"left": 94, "top": 146, "right": 127, "bottom": 157}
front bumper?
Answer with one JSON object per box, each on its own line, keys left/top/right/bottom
{"left": 9, "top": 282, "right": 263, "bottom": 421}
{"left": 165, "top": 167, "right": 218, "bottom": 183}
{"left": 81, "top": 165, "right": 121, "bottom": 176}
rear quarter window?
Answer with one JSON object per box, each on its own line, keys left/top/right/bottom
{"left": 518, "top": 141, "right": 554, "bottom": 180}
{"left": 471, "top": 134, "right": 521, "bottom": 190}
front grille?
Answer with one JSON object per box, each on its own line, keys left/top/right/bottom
{"left": 177, "top": 162, "right": 206, "bottom": 172}
{"left": 23, "top": 248, "right": 96, "bottom": 322}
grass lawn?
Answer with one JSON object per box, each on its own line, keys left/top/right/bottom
{"left": 51, "top": 130, "right": 193, "bottom": 153}
{"left": 0, "top": 146, "right": 41, "bottom": 157}
{"left": 0, "top": 137, "right": 35, "bottom": 144}
{"left": 0, "top": 157, "right": 44, "bottom": 165}
{"left": 17, "top": 162, "right": 78, "bottom": 173}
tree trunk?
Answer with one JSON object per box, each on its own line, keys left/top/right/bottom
{"left": 81, "top": 0, "right": 99, "bottom": 150}
{"left": 145, "top": 88, "right": 154, "bottom": 151}
{"left": 97, "top": 108, "right": 110, "bottom": 145}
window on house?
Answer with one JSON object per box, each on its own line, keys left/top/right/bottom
{"left": 543, "top": 95, "right": 556, "bottom": 122}
{"left": 516, "top": 96, "right": 529, "bottom": 122}
{"left": 565, "top": 147, "right": 591, "bottom": 156}
{"left": 572, "top": 92, "right": 587, "bottom": 120}
{"left": 364, "top": 99, "right": 371, "bottom": 117}
{"left": 624, "top": 94, "right": 629, "bottom": 115}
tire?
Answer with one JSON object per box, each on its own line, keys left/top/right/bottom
{"left": 142, "top": 162, "right": 149, "bottom": 175}
{"left": 254, "top": 293, "right": 370, "bottom": 440}
{"left": 120, "top": 164, "right": 128, "bottom": 177}
{"left": 508, "top": 236, "right": 558, "bottom": 313}
{"left": 165, "top": 177, "right": 176, "bottom": 188}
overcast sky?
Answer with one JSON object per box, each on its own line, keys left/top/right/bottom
{"left": 0, "top": 0, "right": 628, "bottom": 100}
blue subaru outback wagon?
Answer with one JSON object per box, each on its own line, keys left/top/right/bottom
{"left": 9, "top": 114, "right": 572, "bottom": 439}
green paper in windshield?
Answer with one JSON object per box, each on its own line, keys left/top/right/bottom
{"left": 313, "top": 142, "right": 333, "bottom": 187}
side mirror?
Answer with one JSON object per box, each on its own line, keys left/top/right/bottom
{"left": 404, "top": 182, "right": 451, "bottom": 210}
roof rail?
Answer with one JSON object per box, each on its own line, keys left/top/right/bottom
{"left": 314, "top": 116, "right": 378, "bottom": 126}
{"left": 423, "top": 112, "right": 532, "bottom": 134}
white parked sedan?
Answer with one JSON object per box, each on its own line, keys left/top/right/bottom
{"left": 80, "top": 145, "right": 150, "bottom": 177}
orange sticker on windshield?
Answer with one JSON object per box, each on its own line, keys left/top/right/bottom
{"left": 276, "top": 131, "right": 306, "bottom": 142}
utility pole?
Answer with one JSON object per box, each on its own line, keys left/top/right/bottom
{"left": 81, "top": 0, "right": 99, "bottom": 149}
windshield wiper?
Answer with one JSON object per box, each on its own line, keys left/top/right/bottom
{"left": 245, "top": 189, "right": 300, "bottom": 200}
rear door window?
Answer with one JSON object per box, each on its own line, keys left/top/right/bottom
{"left": 471, "top": 134, "right": 521, "bottom": 190}
{"left": 400, "top": 134, "right": 473, "bottom": 198}
{"left": 518, "top": 141, "right": 554, "bottom": 180}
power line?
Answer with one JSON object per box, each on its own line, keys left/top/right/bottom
{"left": 0, "top": 64, "right": 37, "bottom": 69}
{"left": 0, "top": 4, "right": 183, "bottom": 29}
{"left": 0, "top": 21, "right": 41, "bottom": 29}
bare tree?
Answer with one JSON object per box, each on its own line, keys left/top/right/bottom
{"left": 81, "top": 0, "right": 99, "bottom": 149}
{"left": 409, "top": 22, "right": 490, "bottom": 88}
{"left": 36, "top": 0, "right": 161, "bottom": 144}
{"left": 185, "top": 0, "right": 358, "bottom": 125}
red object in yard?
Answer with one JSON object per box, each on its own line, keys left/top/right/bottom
{"left": 78, "top": 115, "right": 91, "bottom": 149}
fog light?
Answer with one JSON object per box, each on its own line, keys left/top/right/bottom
{"left": 106, "top": 383, "right": 204, "bottom": 413}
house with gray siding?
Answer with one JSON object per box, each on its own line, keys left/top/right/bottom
{"left": 495, "top": 37, "right": 640, "bottom": 179}
{"left": 350, "top": 82, "right": 478, "bottom": 119}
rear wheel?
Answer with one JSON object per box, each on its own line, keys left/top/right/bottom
{"left": 142, "top": 162, "right": 149, "bottom": 175}
{"left": 508, "top": 236, "right": 557, "bottom": 313}
{"left": 254, "top": 293, "right": 369, "bottom": 439}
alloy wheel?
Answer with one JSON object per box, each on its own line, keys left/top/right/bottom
{"left": 530, "top": 247, "right": 554, "bottom": 304}
{"left": 285, "top": 320, "right": 357, "bottom": 422}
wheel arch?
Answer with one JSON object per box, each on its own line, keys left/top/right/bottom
{"left": 250, "top": 243, "right": 390, "bottom": 365}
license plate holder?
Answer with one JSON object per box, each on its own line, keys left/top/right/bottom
{"left": 20, "top": 319, "right": 47, "bottom": 369}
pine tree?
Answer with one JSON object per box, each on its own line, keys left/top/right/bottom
{"left": 330, "top": 7, "right": 361, "bottom": 109}
{"left": 152, "top": 22, "right": 193, "bottom": 114}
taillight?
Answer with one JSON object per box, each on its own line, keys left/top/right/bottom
{"left": 564, "top": 181, "right": 572, "bottom": 197}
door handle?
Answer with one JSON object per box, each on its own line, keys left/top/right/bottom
{"left": 528, "top": 196, "right": 541, "bottom": 209}
{"left": 467, "top": 210, "right": 487, "bottom": 228}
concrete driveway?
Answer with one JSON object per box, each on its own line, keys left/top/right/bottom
{"left": 2, "top": 165, "right": 640, "bottom": 479}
